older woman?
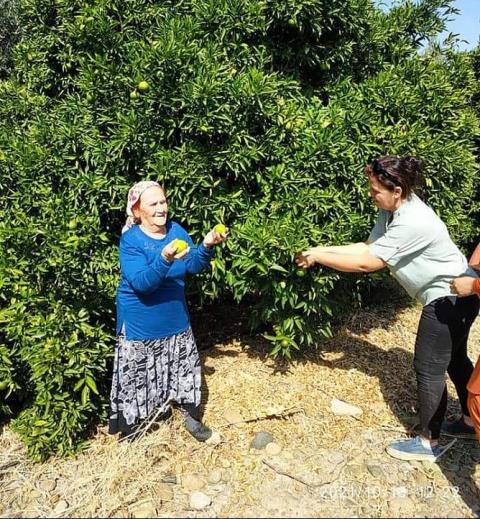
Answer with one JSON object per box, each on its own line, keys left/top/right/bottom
{"left": 109, "top": 180, "right": 227, "bottom": 441}
{"left": 296, "top": 155, "right": 479, "bottom": 462}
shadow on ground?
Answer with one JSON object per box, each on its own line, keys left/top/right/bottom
{"left": 191, "top": 284, "right": 479, "bottom": 514}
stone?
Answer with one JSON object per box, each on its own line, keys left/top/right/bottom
{"left": 265, "top": 442, "right": 282, "bottom": 456}
{"left": 182, "top": 474, "right": 206, "bottom": 492}
{"left": 29, "top": 490, "right": 42, "bottom": 500}
{"left": 205, "top": 431, "right": 222, "bottom": 445}
{"left": 208, "top": 469, "right": 223, "bottom": 485}
{"left": 161, "top": 473, "right": 177, "bottom": 485}
{"left": 224, "top": 409, "right": 243, "bottom": 424}
{"left": 53, "top": 500, "right": 69, "bottom": 514}
{"left": 330, "top": 398, "right": 363, "bottom": 417}
{"left": 129, "top": 499, "right": 157, "bottom": 518}
{"left": 388, "top": 496, "right": 415, "bottom": 516}
{"left": 366, "top": 461, "right": 384, "bottom": 479}
{"left": 38, "top": 478, "right": 57, "bottom": 493}
{"left": 221, "top": 459, "right": 231, "bottom": 468}
{"left": 250, "top": 431, "right": 274, "bottom": 450}
{"left": 189, "top": 491, "right": 211, "bottom": 510}
{"left": 156, "top": 482, "right": 173, "bottom": 502}
{"left": 344, "top": 463, "right": 366, "bottom": 478}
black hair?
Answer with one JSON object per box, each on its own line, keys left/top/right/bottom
{"left": 366, "top": 155, "right": 423, "bottom": 199}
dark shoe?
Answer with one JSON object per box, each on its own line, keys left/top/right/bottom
{"left": 183, "top": 413, "right": 213, "bottom": 442}
{"left": 441, "top": 419, "right": 477, "bottom": 440}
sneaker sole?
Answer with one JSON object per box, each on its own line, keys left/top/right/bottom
{"left": 386, "top": 438, "right": 457, "bottom": 462}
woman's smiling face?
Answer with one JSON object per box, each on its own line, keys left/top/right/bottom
{"left": 134, "top": 185, "right": 168, "bottom": 232}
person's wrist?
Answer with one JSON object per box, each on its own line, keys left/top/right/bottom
{"left": 202, "top": 240, "right": 213, "bottom": 249}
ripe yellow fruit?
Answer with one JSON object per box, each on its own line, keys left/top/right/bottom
{"left": 173, "top": 239, "right": 188, "bottom": 254}
{"left": 214, "top": 223, "right": 227, "bottom": 234}
{"left": 137, "top": 80, "right": 150, "bottom": 92}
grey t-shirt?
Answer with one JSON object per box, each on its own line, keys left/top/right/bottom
{"left": 368, "top": 194, "right": 477, "bottom": 306}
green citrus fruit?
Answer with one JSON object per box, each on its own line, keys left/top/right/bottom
{"left": 174, "top": 239, "right": 188, "bottom": 254}
{"left": 67, "top": 219, "right": 78, "bottom": 230}
{"left": 288, "top": 18, "right": 296, "bottom": 26}
{"left": 214, "top": 223, "right": 227, "bottom": 234}
{"left": 130, "top": 90, "right": 138, "bottom": 100}
{"left": 296, "top": 269, "right": 306, "bottom": 277}
{"left": 280, "top": 339, "right": 289, "bottom": 347}
{"left": 0, "top": 381, "right": 8, "bottom": 391}
{"left": 137, "top": 80, "right": 150, "bottom": 92}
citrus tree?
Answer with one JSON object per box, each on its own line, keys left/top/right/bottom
{"left": 0, "top": 0, "right": 21, "bottom": 78}
{"left": 0, "top": 0, "right": 479, "bottom": 459}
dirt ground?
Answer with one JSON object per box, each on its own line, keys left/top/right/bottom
{"left": 1, "top": 296, "right": 480, "bottom": 518}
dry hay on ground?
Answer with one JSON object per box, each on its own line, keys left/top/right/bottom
{"left": 1, "top": 302, "right": 480, "bottom": 518}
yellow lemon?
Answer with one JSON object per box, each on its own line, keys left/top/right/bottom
{"left": 214, "top": 223, "right": 227, "bottom": 234}
{"left": 173, "top": 239, "right": 188, "bottom": 254}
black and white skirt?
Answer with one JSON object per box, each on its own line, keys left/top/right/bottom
{"left": 108, "top": 327, "right": 201, "bottom": 435}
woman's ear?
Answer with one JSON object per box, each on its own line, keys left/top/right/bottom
{"left": 394, "top": 186, "right": 403, "bottom": 199}
{"left": 132, "top": 201, "right": 141, "bottom": 222}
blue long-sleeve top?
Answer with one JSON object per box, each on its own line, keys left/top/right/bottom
{"left": 116, "top": 221, "right": 214, "bottom": 340}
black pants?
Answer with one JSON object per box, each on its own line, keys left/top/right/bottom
{"left": 414, "top": 295, "right": 479, "bottom": 439}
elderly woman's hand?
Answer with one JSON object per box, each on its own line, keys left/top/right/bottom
{"left": 295, "top": 249, "right": 317, "bottom": 269}
{"left": 203, "top": 226, "right": 229, "bottom": 248}
{"left": 162, "top": 240, "right": 190, "bottom": 262}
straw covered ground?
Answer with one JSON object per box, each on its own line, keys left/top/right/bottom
{"left": 1, "top": 294, "right": 480, "bottom": 518}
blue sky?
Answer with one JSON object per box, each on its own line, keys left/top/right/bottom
{"left": 376, "top": 0, "right": 480, "bottom": 50}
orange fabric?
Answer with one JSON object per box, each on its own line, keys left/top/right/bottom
{"left": 467, "top": 392, "right": 480, "bottom": 442}
{"left": 467, "top": 357, "right": 480, "bottom": 395}
{"left": 474, "top": 278, "right": 480, "bottom": 295}
{"left": 469, "top": 242, "right": 480, "bottom": 266}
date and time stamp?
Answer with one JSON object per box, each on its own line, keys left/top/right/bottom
{"left": 316, "top": 484, "right": 460, "bottom": 501}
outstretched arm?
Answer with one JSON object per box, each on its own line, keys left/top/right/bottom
{"left": 295, "top": 247, "right": 386, "bottom": 273}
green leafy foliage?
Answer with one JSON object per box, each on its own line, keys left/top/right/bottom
{"left": 0, "top": 0, "right": 21, "bottom": 78}
{"left": 0, "top": 0, "right": 478, "bottom": 459}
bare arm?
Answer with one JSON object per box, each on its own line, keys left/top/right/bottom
{"left": 309, "top": 242, "right": 370, "bottom": 256}
{"left": 469, "top": 242, "right": 480, "bottom": 267}
{"left": 296, "top": 248, "right": 386, "bottom": 273}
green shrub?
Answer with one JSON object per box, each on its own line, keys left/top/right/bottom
{"left": 0, "top": 0, "right": 21, "bottom": 78}
{"left": 0, "top": 0, "right": 478, "bottom": 459}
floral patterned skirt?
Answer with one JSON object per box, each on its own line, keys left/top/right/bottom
{"left": 108, "top": 327, "right": 201, "bottom": 435}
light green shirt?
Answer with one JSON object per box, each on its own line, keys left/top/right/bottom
{"left": 368, "top": 194, "right": 477, "bottom": 306}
